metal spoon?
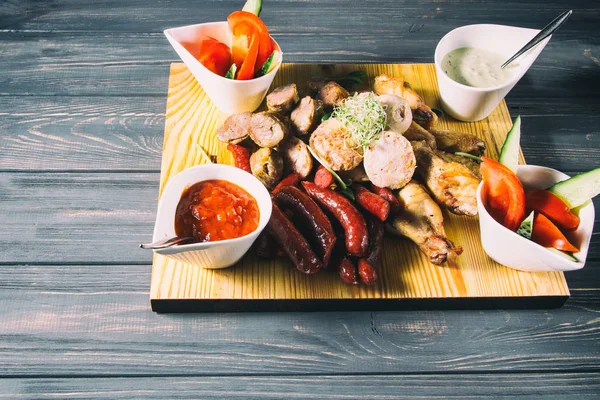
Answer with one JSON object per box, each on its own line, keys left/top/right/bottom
{"left": 501, "top": 10, "right": 572, "bottom": 69}
{"left": 140, "top": 236, "right": 195, "bottom": 250}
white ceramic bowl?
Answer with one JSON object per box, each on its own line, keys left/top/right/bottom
{"left": 164, "top": 21, "right": 282, "bottom": 114}
{"left": 434, "top": 24, "right": 551, "bottom": 122}
{"left": 152, "top": 164, "right": 272, "bottom": 269}
{"left": 477, "top": 165, "right": 595, "bottom": 272}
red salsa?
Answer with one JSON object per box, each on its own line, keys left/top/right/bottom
{"left": 175, "top": 179, "right": 259, "bottom": 242}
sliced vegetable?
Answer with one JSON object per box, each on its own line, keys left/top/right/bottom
{"left": 480, "top": 156, "right": 526, "bottom": 231}
{"left": 225, "top": 63, "right": 237, "bottom": 79}
{"left": 198, "top": 38, "right": 232, "bottom": 76}
{"left": 548, "top": 167, "right": 600, "bottom": 209}
{"left": 236, "top": 33, "right": 259, "bottom": 80}
{"left": 530, "top": 213, "right": 579, "bottom": 252}
{"left": 228, "top": 11, "right": 272, "bottom": 75}
{"left": 498, "top": 115, "right": 522, "bottom": 173}
{"left": 242, "top": 0, "right": 262, "bottom": 16}
{"left": 526, "top": 189, "right": 580, "bottom": 230}
{"left": 517, "top": 211, "right": 534, "bottom": 240}
{"left": 256, "top": 50, "right": 280, "bottom": 77}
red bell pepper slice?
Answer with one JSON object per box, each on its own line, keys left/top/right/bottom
{"left": 236, "top": 33, "right": 259, "bottom": 80}
{"left": 531, "top": 213, "right": 579, "bottom": 252}
{"left": 228, "top": 10, "right": 273, "bottom": 76}
{"left": 198, "top": 38, "right": 232, "bottom": 77}
{"left": 480, "top": 156, "right": 526, "bottom": 231}
{"left": 526, "top": 189, "right": 580, "bottom": 230}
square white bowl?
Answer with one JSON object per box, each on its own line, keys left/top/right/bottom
{"left": 152, "top": 164, "right": 272, "bottom": 269}
{"left": 164, "top": 21, "right": 282, "bottom": 114}
{"left": 477, "top": 164, "right": 595, "bottom": 272}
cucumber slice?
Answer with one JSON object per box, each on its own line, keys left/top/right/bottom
{"left": 517, "top": 210, "right": 534, "bottom": 240}
{"left": 256, "top": 50, "right": 281, "bottom": 77}
{"left": 242, "top": 0, "right": 262, "bottom": 16}
{"left": 224, "top": 63, "right": 237, "bottom": 79}
{"left": 498, "top": 115, "right": 522, "bottom": 173}
{"left": 546, "top": 247, "right": 579, "bottom": 262}
{"left": 548, "top": 167, "right": 600, "bottom": 209}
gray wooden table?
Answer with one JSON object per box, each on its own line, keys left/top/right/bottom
{"left": 1, "top": 0, "right": 599, "bottom": 398}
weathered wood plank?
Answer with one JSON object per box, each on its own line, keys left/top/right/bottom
{"left": 1, "top": 373, "right": 599, "bottom": 399}
{"left": 1, "top": 173, "right": 599, "bottom": 264}
{"left": 0, "top": 31, "right": 596, "bottom": 97}
{"left": 2, "top": 0, "right": 599, "bottom": 34}
{"left": 0, "top": 264, "right": 598, "bottom": 376}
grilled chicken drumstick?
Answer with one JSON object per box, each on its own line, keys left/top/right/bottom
{"left": 388, "top": 181, "right": 462, "bottom": 265}
{"left": 411, "top": 141, "right": 481, "bottom": 216}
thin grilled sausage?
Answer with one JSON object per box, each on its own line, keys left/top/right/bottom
{"left": 358, "top": 258, "right": 378, "bottom": 285}
{"left": 267, "top": 203, "right": 322, "bottom": 274}
{"left": 227, "top": 143, "right": 252, "bottom": 173}
{"left": 271, "top": 173, "right": 301, "bottom": 194}
{"left": 338, "top": 257, "right": 359, "bottom": 285}
{"left": 314, "top": 165, "right": 334, "bottom": 188}
{"left": 301, "top": 181, "right": 368, "bottom": 257}
{"left": 254, "top": 231, "right": 276, "bottom": 259}
{"left": 353, "top": 184, "right": 390, "bottom": 222}
{"left": 275, "top": 185, "right": 336, "bottom": 267}
{"left": 368, "top": 183, "right": 401, "bottom": 216}
{"left": 365, "top": 216, "right": 384, "bottom": 267}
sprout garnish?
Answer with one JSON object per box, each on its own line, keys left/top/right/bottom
{"left": 332, "top": 92, "right": 387, "bottom": 149}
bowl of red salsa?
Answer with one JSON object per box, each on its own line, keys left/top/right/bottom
{"left": 152, "top": 164, "right": 272, "bottom": 269}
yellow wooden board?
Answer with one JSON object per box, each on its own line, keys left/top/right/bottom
{"left": 150, "top": 63, "right": 569, "bottom": 312}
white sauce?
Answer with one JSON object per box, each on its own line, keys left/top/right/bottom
{"left": 441, "top": 47, "right": 518, "bottom": 88}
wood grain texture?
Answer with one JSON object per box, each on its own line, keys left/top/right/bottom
{"left": 149, "top": 63, "right": 569, "bottom": 310}
{"left": 1, "top": 373, "right": 600, "bottom": 399}
{"left": 0, "top": 265, "right": 598, "bottom": 376}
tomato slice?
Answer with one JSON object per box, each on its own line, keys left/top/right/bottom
{"left": 526, "top": 189, "right": 580, "bottom": 230}
{"left": 236, "top": 33, "right": 259, "bottom": 80}
{"left": 531, "top": 213, "right": 579, "bottom": 252}
{"left": 480, "top": 156, "right": 526, "bottom": 231}
{"left": 228, "top": 10, "right": 272, "bottom": 75}
{"left": 198, "top": 38, "right": 232, "bottom": 77}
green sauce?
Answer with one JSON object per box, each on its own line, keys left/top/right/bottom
{"left": 441, "top": 47, "right": 517, "bottom": 88}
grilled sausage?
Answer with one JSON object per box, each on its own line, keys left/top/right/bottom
{"left": 227, "top": 143, "right": 252, "bottom": 173}
{"left": 353, "top": 184, "right": 390, "bottom": 222}
{"left": 363, "top": 129, "right": 416, "bottom": 189}
{"left": 267, "top": 203, "right": 322, "bottom": 274}
{"left": 302, "top": 181, "right": 368, "bottom": 257}
{"left": 338, "top": 257, "right": 359, "bottom": 285}
{"left": 275, "top": 185, "right": 337, "bottom": 267}
{"left": 317, "top": 81, "right": 349, "bottom": 108}
{"left": 277, "top": 135, "right": 313, "bottom": 178}
{"left": 271, "top": 172, "right": 301, "bottom": 194}
{"left": 309, "top": 118, "right": 363, "bottom": 171}
{"left": 249, "top": 147, "right": 284, "bottom": 189}
{"left": 290, "top": 96, "right": 324, "bottom": 135}
{"left": 365, "top": 215, "right": 385, "bottom": 267}
{"left": 254, "top": 231, "right": 276, "bottom": 259}
{"left": 249, "top": 112, "right": 289, "bottom": 148}
{"left": 368, "top": 183, "right": 401, "bottom": 216}
{"left": 266, "top": 84, "right": 299, "bottom": 114}
{"left": 358, "top": 258, "right": 378, "bottom": 285}
{"left": 216, "top": 112, "right": 252, "bottom": 144}
{"left": 314, "top": 165, "right": 334, "bottom": 188}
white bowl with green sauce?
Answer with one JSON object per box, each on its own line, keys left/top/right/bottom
{"left": 434, "top": 24, "right": 551, "bottom": 121}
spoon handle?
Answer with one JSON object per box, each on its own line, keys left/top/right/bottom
{"left": 140, "top": 236, "right": 195, "bottom": 249}
{"left": 501, "top": 10, "right": 572, "bottom": 69}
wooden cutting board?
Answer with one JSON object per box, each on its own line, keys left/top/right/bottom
{"left": 150, "top": 62, "right": 569, "bottom": 312}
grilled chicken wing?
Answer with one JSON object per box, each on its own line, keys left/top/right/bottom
{"left": 388, "top": 181, "right": 462, "bottom": 264}
{"left": 374, "top": 74, "right": 438, "bottom": 129}
{"left": 428, "top": 127, "right": 486, "bottom": 156}
{"left": 411, "top": 141, "right": 480, "bottom": 216}
{"left": 404, "top": 121, "right": 437, "bottom": 149}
